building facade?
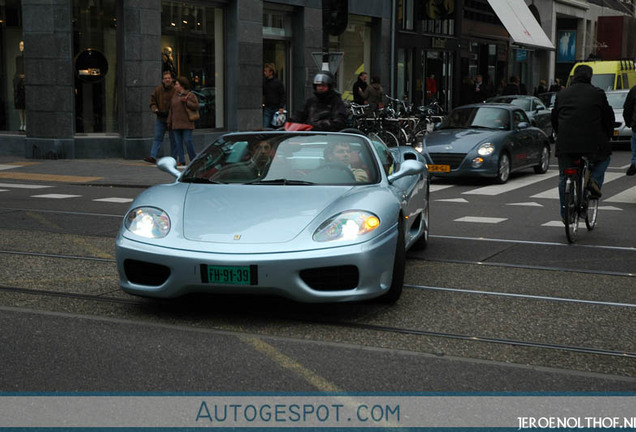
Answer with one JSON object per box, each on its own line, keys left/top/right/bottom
{"left": 0, "top": 0, "right": 633, "bottom": 159}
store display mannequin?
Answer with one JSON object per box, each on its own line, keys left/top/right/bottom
{"left": 14, "top": 40, "right": 26, "bottom": 132}
{"left": 162, "top": 46, "right": 175, "bottom": 77}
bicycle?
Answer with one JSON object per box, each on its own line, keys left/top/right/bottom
{"left": 563, "top": 156, "right": 599, "bottom": 243}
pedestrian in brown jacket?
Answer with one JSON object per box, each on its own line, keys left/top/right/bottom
{"left": 144, "top": 70, "right": 176, "bottom": 164}
{"left": 167, "top": 76, "right": 199, "bottom": 165}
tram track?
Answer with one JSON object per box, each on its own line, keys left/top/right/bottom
{"left": 0, "top": 279, "right": 634, "bottom": 361}
{"left": 0, "top": 248, "right": 634, "bottom": 308}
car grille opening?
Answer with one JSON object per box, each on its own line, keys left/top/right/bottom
{"left": 124, "top": 259, "right": 170, "bottom": 286}
{"left": 300, "top": 265, "right": 359, "bottom": 291}
{"left": 428, "top": 153, "right": 466, "bottom": 169}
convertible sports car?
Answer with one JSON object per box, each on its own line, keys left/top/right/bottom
{"left": 116, "top": 131, "right": 430, "bottom": 303}
{"left": 416, "top": 104, "right": 551, "bottom": 183}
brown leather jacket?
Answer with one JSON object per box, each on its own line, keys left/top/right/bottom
{"left": 149, "top": 84, "right": 175, "bottom": 121}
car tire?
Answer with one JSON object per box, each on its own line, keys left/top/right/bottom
{"left": 411, "top": 185, "right": 430, "bottom": 250}
{"left": 377, "top": 216, "right": 405, "bottom": 303}
{"left": 495, "top": 152, "right": 511, "bottom": 184}
{"left": 534, "top": 143, "right": 550, "bottom": 174}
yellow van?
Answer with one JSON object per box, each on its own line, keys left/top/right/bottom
{"left": 567, "top": 60, "right": 636, "bottom": 91}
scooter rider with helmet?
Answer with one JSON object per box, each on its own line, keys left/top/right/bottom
{"left": 291, "top": 70, "right": 347, "bottom": 131}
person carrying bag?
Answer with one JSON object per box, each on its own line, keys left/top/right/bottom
{"left": 167, "top": 76, "right": 199, "bottom": 165}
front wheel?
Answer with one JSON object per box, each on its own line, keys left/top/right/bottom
{"left": 585, "top": 196, "right": 598, "bottom": 231}
{"left": 376, "top": 217, "right": 405, "bottom": 303}
{"left": 564, "top": 177, "right": 579, "bottom": 243}
{"left": 495, "top": 152, "right": 511, "bottom": 184}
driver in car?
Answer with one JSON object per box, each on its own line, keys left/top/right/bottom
{"left": 324, "top": 142, "right": 369, "bottom": 182}
{"left": 247, "top": 140, "right": 274, "bottom": 177}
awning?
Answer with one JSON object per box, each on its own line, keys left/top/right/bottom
{"left": 487, "top": 0, "right": 555, "bottom": 50}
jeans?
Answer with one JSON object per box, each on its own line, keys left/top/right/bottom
{"left": 263, "top": 107, "right": 276, "bottom": 129}
{"left": 631, "top": 131, "right": 636, "bottom": 165}
{"left": 173, "top": 129, "right": 196, "bottom": 163}
{"left": 558, "top": 155, "right": 611, "bottom": 218}
{"left": 150, "top": 119, "right": 176, "bottom": 159}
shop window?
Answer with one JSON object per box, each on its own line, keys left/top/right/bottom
{"left": 72, "top": 0, "right": 118, "bottom": 134}
{"left": 398, "top": 0, "right": 414, "bottom": 31}
{"left": 327, "top": 15, "right": 372, "bottom": 102}
{"left": 419, "top": 0, "right": 455, "bottom": 35}
{"left": 0, "top": 1, "right": 24, "bottom": 132}
{"left": 263, "top": 10, "right": 292, "bottom": 115}
{"left": 161, "top": 1, "right": 224, "bottom": 129}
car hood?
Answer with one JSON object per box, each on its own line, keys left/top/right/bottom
{"left": 424, "top": 128, "right": 502, "bottom": 152}
{"left": 182, "top": 184, "right": 350, "bottom": 244}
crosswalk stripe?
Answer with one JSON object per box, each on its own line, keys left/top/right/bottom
{"left": 93, "top": 198, "right": 134, "bottom": 203}
{"left": 430, "top": 184, "right": 455, "bottom": 192}
{"left": 436, "top": 198, "right": 468, "bottom": 203}
{"left": 605, "top": 185, "right": 636, "bottom": 203}
{"left": 30, "top": 194, "right": 82, "bottom": 199}
{"left": 462, "top": 172, "right": 559, "bottom": 196}
{"left": 0, "top": 182, "right": 52, "bottom": 189}
{"left": 455, "top": 216, "right": 507, "bottom": 223}
{"left": 507, "top": 202, "right": 543, "bottom": 207}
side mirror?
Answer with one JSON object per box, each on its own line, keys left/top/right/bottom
{"left": 517, "top": 122, "right": 530, "bottom": 129}
{"left": 157, "top": 156, "right": 181, "bottom": 179}
{"left": 388, "top": 159, "right": 426, "bottom": 183}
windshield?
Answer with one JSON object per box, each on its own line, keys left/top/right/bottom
{"left": 591, "top": 74, "right": 615, "bottom": 91}
{"left": 606, "top": 92, "right": 627, "bottom": 109}
{"left": 180, "top": 133, "right": 380, "bottom": 185}
{"left": 538, "top": 92, "right": 555, "bottom": 108}
{"left": 441, "top": 106, "right": 511, "bottom": 130}
{"left": 488, "top": 96, "right": 531, "bottom": 111}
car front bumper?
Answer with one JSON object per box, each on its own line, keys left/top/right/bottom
{"left": 115, "top": 229, "right": 398, "bottom": 303}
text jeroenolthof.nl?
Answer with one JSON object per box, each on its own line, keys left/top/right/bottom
{"left": 518, "top": 416, "right": 636, "bottom": 429}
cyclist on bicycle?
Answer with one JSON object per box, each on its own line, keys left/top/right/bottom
{"left": 551, "top": 65, "right": 614, "bottom": 220}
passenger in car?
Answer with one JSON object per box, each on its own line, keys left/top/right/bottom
{"left": 324, "top": 142, "right": 369, "bottom": 182}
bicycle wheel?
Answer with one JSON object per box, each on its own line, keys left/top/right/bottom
{"left": 585, "top": 196, "right": 599, "bottom": 231}
{"left": 564, "top": 177, "right": 579, "bottom": 243}
{"left": 376, "top": 130, "right": 400, "bottom": 147}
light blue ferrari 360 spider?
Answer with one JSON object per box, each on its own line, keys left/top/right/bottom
{"left": 116, "top": 131, "right": 430, "bottom": 303}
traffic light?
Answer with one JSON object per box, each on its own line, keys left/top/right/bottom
{"left": 322, "top": 0, "right": 348, "bottom": 36}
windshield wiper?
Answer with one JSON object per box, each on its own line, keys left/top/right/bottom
{"left": 470, "top": 125, "right": 496, "bottom": 130}
{"left": 246, "top": 178, "right": 315, "bottom": 185}
{"left": 181, "top": 177, "right": 225, "bottom": 184}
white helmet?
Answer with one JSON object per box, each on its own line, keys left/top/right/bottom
{"left": 271, "top": 111, "right": 287, "bottom": 127}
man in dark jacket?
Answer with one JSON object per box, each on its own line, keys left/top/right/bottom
{"left": 502, "top": 76, "right": 520, "bottom": 95}
{"left": 551, "top": 64, "right": 615, "bottom": 218}
{"left": 263, "top": 63, "right": 286, "bottom": 129}
{"left": 352, "top": 72, "right": 368, "bottom": 105}
{"left": 292, "top": 70, "right": 347, "bottom": 131}
{"left": 623, "top": 84, "right": 636, "bottom": 175}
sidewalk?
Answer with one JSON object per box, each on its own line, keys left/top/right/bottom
{"left": 0, "top": 156, "right": 178, "bottom": 188}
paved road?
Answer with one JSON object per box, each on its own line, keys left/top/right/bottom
{"left": 0, "top": 154, "right": 635, "bottom": 393}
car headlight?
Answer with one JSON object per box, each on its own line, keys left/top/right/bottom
{"left": 477, "top": 143, "right": 495, "bottom": 156}
{"left": 125, "top": 207, "right": 171, "bottom": 238}
{"left": 313, "top": 211, "right": 380, "bottom": 242}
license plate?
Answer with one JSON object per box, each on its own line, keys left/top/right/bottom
{"left": 200, "top": 264, "right": 257, "bottom": 285}
{"left": 428, "top": 164, "right": 451, "bottom": 173}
